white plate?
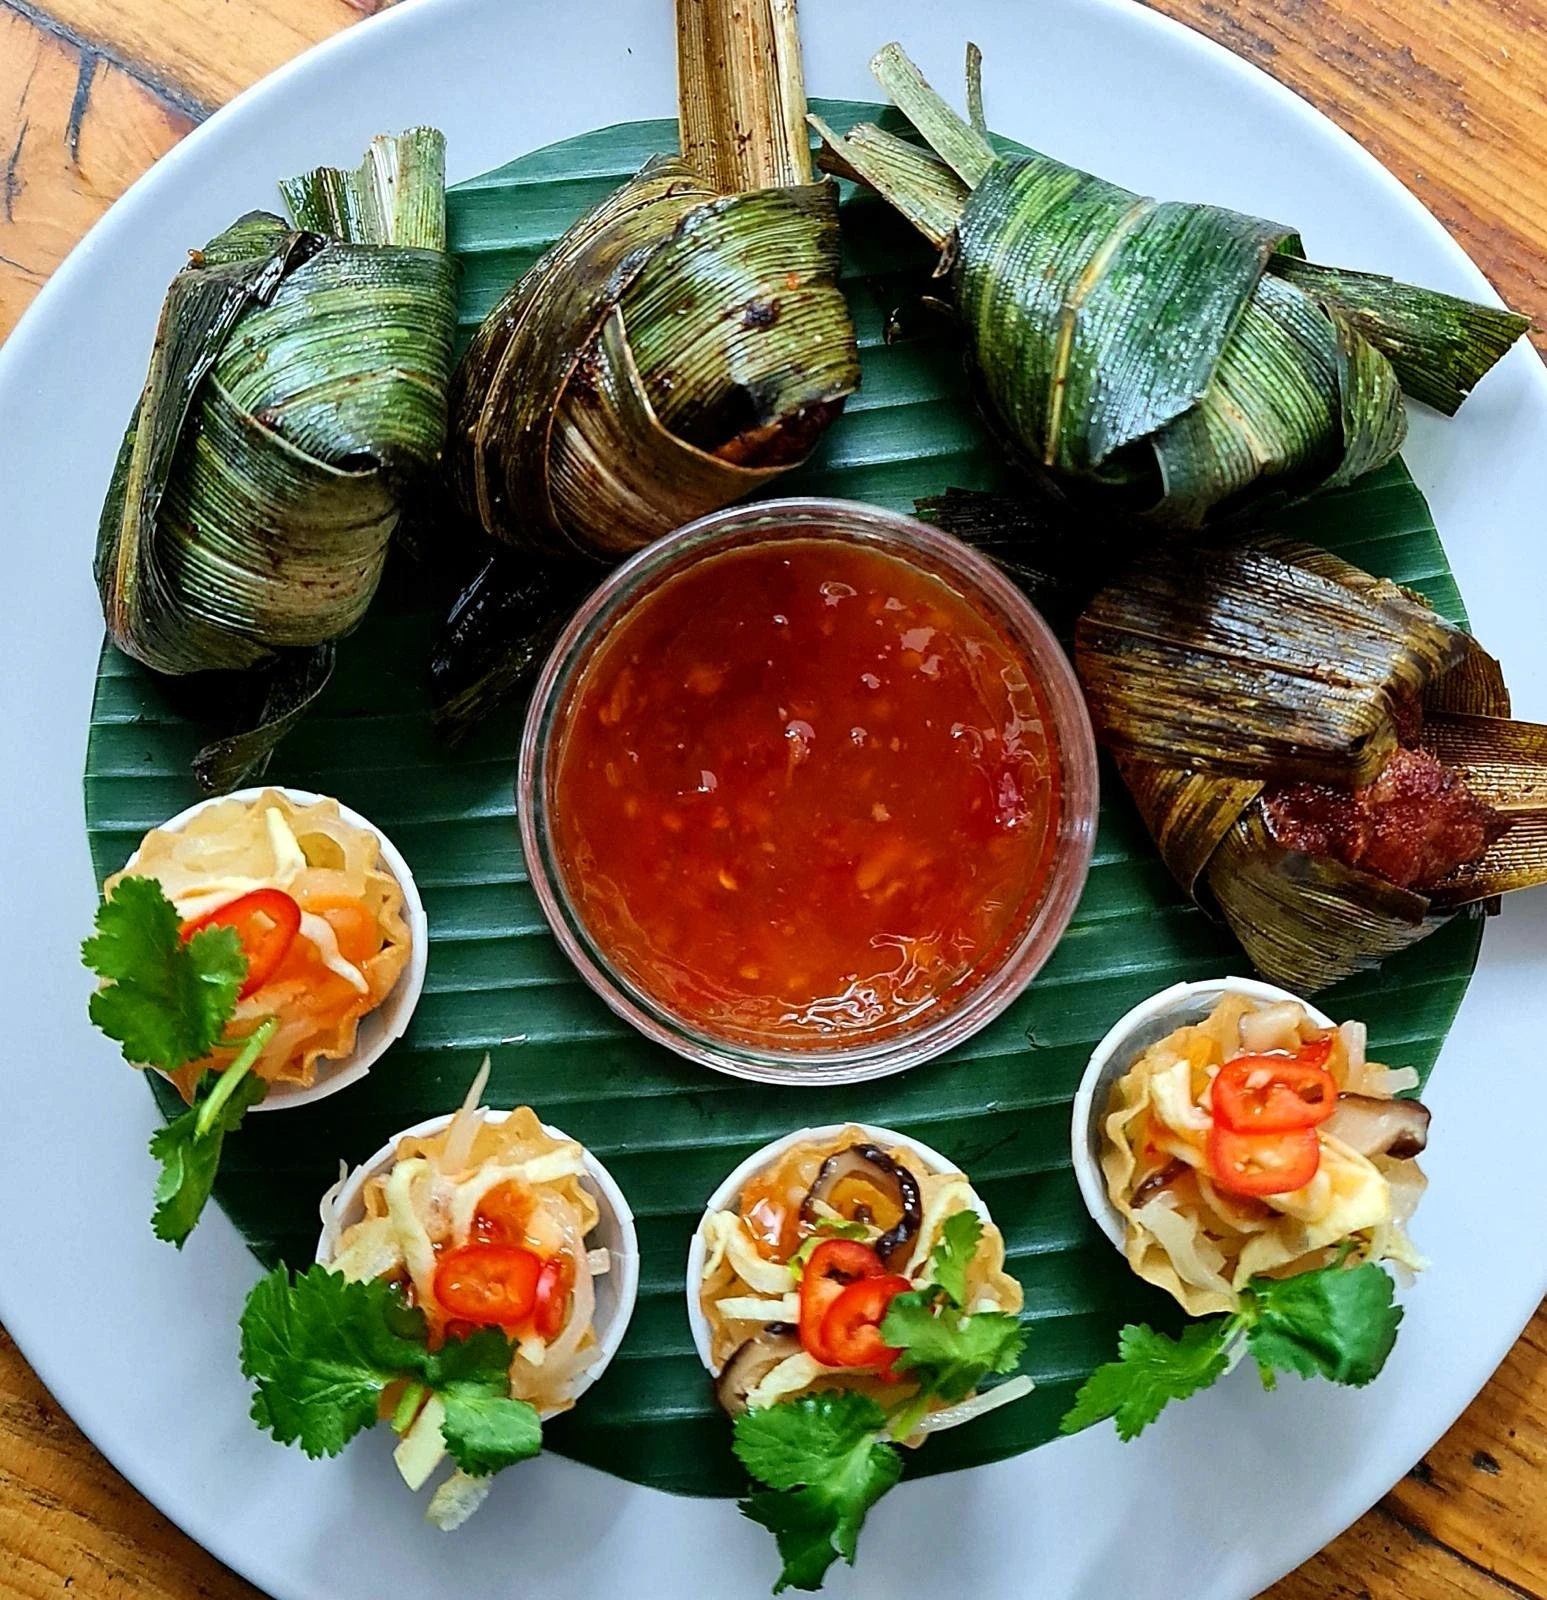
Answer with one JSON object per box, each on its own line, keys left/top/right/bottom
{"left": 1, "top": 0, "right": 1544, "bottom": 1596}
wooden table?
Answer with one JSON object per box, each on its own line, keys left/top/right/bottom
{"left": 3, "top": 0, "right": 1546, "bottom": 1594}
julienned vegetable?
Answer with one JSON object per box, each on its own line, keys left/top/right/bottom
{"left": 696, "top": 1128, "right": 1029, "bottom": 1591}
{"left": 96, "top": 129, "right": 457, "bottom": 789}
{"left": 296, "top": 1072, "right": 619, "bottom": 1527}
{"left": 104, "top": 791, "right": 412, "bottom": 1099}
{"left": 1063, "top": 991, "right": 1424, "bottom": 1438}
{"left": 1076, "top": 539, "right": 1547, "bottom": 992}
{"left": 814, "top": 44, "right": 1527, "bottom": 528}
{"left": 433, "top": 0, "right": 859, "bottom": 733}
{"left": 1101, "top": 993, "right": 1429, "bottom": 1314}
{"left": 84, "top": 792, "right": 414, "bottom": 1245}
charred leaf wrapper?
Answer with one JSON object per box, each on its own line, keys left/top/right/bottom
{"left": 817, "top": 45, "right": 1528, "bottom": 529}
{"left": 1076, "top": 540, "right": 1547, "bottom": 993}
{"left": 447, "top": 0, "right": 860, "bottom": 562}
{"left": 95, "top": 130, "right": 458, "bottom": 789}
{"left": 431, "top": 0, "right": 861, "bottom": 738}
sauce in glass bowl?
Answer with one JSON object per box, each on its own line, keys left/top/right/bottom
{"left": 551, "top": 539, "right": 1061, "bottom": 1044}
{"left": 522, "top": 499, "right": 1097, "bottom": 1084}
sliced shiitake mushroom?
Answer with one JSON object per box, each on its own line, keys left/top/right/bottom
{"left": 800, "top": 1144, "right": 923, "bottom": 1268}
{"left": 714, "top": 1326, "right": 803, "bottom": 1416}
{"left": 1130, "top": 1160, "right": 1187, "bottom": 1208}
{"left": 1322, "top": 1093, "right": 1432, "bottom": 1160}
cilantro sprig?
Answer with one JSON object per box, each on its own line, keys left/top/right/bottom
{"left": 789, "top": 1218, "right": 869, "bottom": 1273}
{"left": 241, "top": 1264, "right": 543, "bottom": 1477}
{"left": 736, "top": 1393, "right": 901, "bottom": 1593}
{"left": 733, "top": 1207, "right": 1029, "bottom": 1592}
{"left": 1061, "top": 1258, "right": 1403, "bottom": 1442}
{"left": 83, "top": 875, "right": 265, "bottom": 1246}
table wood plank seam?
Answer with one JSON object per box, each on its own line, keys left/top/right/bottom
{"left": 1376, "top": 1494, "right": 1538, "bottom": 1599}
{"left": 1, "top": 0, "right": 214, "bottom": 120}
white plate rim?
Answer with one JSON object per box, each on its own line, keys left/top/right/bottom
{"left": 1, "top": 0, "right": 1545, "bottom": 1596}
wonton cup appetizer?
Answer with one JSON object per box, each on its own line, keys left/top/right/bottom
{"left": 240, "top": 1070, "right": 634, "bottom": 1531}
{"left": 692, "top": 1125, "right": 1029, "bottom": 1592}
{"left": 1062, "top": 987, "right": 1428, "bottom": 1443}
{"left": 111, "top": 788, "right": 414, "bottom": 1098}
{"left": 1103, "top": 991, "right": 1429, "bottom": 1317}
{"left": 85, "top": 787, "right": 420, "bottom": 1246}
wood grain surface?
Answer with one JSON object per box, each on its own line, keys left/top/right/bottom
{"left": 2, "top": 0, "right": 1545, "bottom": 1595}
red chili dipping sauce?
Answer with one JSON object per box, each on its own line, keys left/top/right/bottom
{"left": 549, "top": 539, "right": 1062, "bottom": 1046}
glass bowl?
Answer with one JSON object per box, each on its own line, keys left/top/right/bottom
{"left": 517, "top": 497, "right": 1099, "bottom": 1085}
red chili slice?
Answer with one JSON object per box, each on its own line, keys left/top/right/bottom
{"left": 182, "top": 888, "right": 301, "bottom": 999}
{"left": 819, "top": 1274, "right": 911, "bottom": 1369}
{"left": 798, "top": 1239, "right": 885, "bottom": 1364}
{"left": 1207, "top": 1123, "right": 1321, "bottom": 1197}
{"left": 532, "top": 1254, "right": 572, "bottom": 1341}
{"left": 433, "top": 1244, "right": 542, "bottom": 1326}
{"left": 1212, "top": 1041, "right": 1338, "bottom": 1134}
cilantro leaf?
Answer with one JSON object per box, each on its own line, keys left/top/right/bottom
{"left": 927, "top": 1209, "right": 983, "bottom": 1307}
{"left": 1245, "top": 1261, "right": 1403, "bottom": 1389}
{"left": 83, "top": 877, "right": 245, "bottom": 1070}
{"left": 421, "top": 1324, "right": 517, "bottom": 1391}
{"left": 240, "top": 1266, "right": 435, "bottom": 1458}
{"left": 1060, "top": 1320, "right": 1232, "bottom": 1442}
{"left": 419, "top": 1325, "right": 544, "bottom": 1475}
{"left": 439, "top": 1390, "right": 543, "bottom": 1476}
{"left": 880, "top": 1289, "right": 1025, "bottom": 1404}
{"left": 148, "top": 1069, "right": 267, "bottom": 1247}
{"left": 241, "top": 1266, "right": 548, "bottom": 1481}
{"left": 790, "top": 1219, "right": 869, "bottom": 1272}
{"left": 735, "top": 1392, "right": 902, "bottom": 1593}
{"left": 734, "top": 1389, "right": 888, "bottom": 1490}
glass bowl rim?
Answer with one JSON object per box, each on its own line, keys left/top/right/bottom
{"left": 516, "top": 495, "right": 1100, "bottom": 1087}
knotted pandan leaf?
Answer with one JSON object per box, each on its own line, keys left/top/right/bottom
{"left": 448, "top": 156, "right": 856, "bottom": 559}
{"left": 1076, "top": 539, "right": 1547, "bottom": 992}
{"left": 96, "top": 129, "right": 458, "bottom": 787}
{"left": 432, "top": 0, "right": 861, "bottom": 736}
{"left": 814, "top": 44, "right": 1527, "bottom": 529}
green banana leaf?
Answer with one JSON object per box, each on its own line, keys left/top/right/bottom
{"left": 85, "top": 105, "right": 1485, "bottom": 1498}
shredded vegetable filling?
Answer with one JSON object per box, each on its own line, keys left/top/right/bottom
{"left": 1101, "top": 994, "right": 1429, "bottom": 1317}
{"left": 323, "top": 1085, "right": 611, "bottom": 1419}
{"left": 698, "top": 1126, "right": 1022, "bottom": 1425}
{"left": 107, "top": 790, "right": 411, "bottom": 1095}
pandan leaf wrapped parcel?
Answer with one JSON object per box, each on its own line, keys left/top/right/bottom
{"left": 1075, "top": 539, "right": 1547, "bottom": 992}
{"left": 447, "top": 0, "right": 860, "bottom": 562}
{"left": 96, "top": 130, "right": 458, "bottom": 789}
{"left": 816, "top": 46, "right": 1527, "bottom": 528}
